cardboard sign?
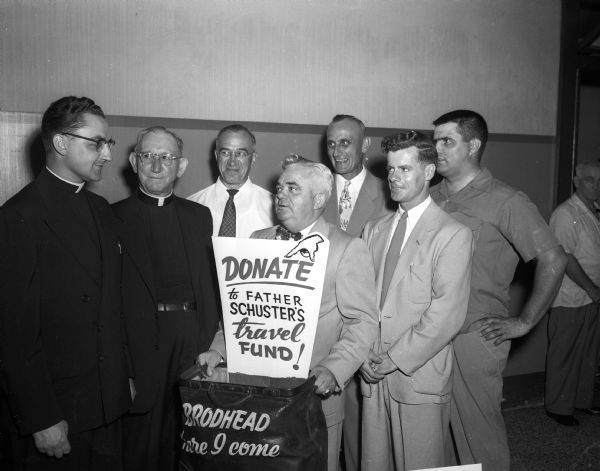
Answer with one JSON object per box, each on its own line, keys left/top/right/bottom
{"left": 212, "top": 233, "right": 329, "bottom": 379}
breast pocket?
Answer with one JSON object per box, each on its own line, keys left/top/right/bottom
{"left": 409, "top": 264, "right": 431, "bottom": 304}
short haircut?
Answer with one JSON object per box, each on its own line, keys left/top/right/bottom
{"left": 381, "top": 130, "right": 437, "bottom": 166}
{"left": 216, "top": 124, "right": 256, "bottom": 147}
{"left": 433, "top": 109, "right": 488, "bottom": 158}
{"left": 282, "top": 154, "right": 333, "bottom": 201}
{"left": 575, "top": 159, "right": 600, "bottom": 177}
{"left": 134, "top": 126, "right": 184, "bottom": 156}
{"left": 41, "top": 96, "right": 105, "bottom": 153}
{"left": 328, "top": 114, "right": 366, "bottom": 137}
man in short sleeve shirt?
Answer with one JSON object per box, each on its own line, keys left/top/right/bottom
{"left": 545, "top": 160, "right": 600, "bottom": 426}
{"left": 430, "top": 110, "right": 567, "bottom": 471}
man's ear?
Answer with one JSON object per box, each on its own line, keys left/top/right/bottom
{"left": 361, "top": 136, "right": 372, "bottom": 154}
{"left": 313, "top": 193, "right": 327, "bottom": 210}
{"left": 52, "top": 134, "right": 68, "bottom": 156}
{"left": 424, "top": 163, "right": 436, "bottom": 182}
{"left": 573, "top": 175, "right": 581, "bottom": 191}
{"left": 128, "top": 152, "right": 139, "bottom": 174}
{"left": 177, "top": 158, "right": 189, "bottom": 178}
{"left": 468, "top": 138, "right": 482, "bottom": 158}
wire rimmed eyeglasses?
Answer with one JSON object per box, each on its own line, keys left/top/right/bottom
{"left": 135, "top": 152, "right": 181, "bottom": 167}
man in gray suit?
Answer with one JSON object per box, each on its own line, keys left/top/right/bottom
{"left": 200, "top": 155, "right": 378, "bottom": 471}
{"left": 322, "top": 114, "right": 390, "bottom": 470}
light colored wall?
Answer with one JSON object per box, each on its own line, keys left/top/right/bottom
{"left": 1, "top": 0, "right": 560, "bottom": 135}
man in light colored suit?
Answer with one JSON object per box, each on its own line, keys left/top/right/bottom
{"left": 322, "top": 114, "right": 390, "bottom": 471}
{"left": 200, "top": 155, "right": 379, "bottom": 471}
{"left": 360, "top": 131, "right": 473, "bottom": 471}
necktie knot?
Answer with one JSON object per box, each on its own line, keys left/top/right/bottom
{"left": 276, "top": 226, "right": 302, "bottom": 241}
{"left": 227, "top": 189, "right": 238, "bottom": 199}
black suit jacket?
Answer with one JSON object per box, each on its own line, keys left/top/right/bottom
{"left": 112, "top": 195, "right": 220, "bottom": 413}
{"left": 0, "top": 169, "right": 132, "bottom": 435}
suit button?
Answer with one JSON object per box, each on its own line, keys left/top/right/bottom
{"left": 81, "top": 294, "right": 90, "bottom": 302}
{"left": 99, "top": 356, "right": 105, "bottom": 362}
{"left": 120, "top": 313, "right": 125, "bottom": 319}
{"left": 154, "top": 345, "right": 159, "bottom": 350}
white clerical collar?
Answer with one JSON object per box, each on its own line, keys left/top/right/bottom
{"left": 138, "top": 186, "right": 174, "bottom": 207}
{"left": 46, "top": 166, "right": 85, "bottom": 193}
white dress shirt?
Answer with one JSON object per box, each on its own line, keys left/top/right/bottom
{"left": 386, "top": 196, "right": 432, "bottom": 253}
{"left": 187, "top": 178, "right": 275, "bottom": 237}
{"left": 335, "top": 166, "right": 367, "bottom": 217}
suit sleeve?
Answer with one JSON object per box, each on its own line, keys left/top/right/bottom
{"left": 0, "top": 207, "right": 64, "bottom": 434}
{"left": 387, "top": 225, "right": 473, "bottom": 375}
{"left": 318, "top": 237, "right": 379, "bottom": 388}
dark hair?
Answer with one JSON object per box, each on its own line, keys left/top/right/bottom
{"left": 216, "top": 124, "right": 256, "bottom": 146}
{"left": 135, "top": 126, "right": 184, "bottom": 155}
{"left": 433, "top": 109, "right": 488, "bottom": 158}
{"left": 381, "top": 130, "right": 437, "bottom": 166}
{"left": 41, "top": 96, "right": 105, "bottom": 153}
{"left": 328, "top": 114, "right": 366, "bottom": 137}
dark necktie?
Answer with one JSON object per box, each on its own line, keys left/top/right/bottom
{"left": 275, "top": 225, "right": 302, "bottom": 241}
{"left": 380, "top": 211, "right": 408, "bottom": 309}
{"left": 218, "top": 189, "right": 238, "bottom": 237}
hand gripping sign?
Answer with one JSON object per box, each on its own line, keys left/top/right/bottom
{"left": 212, "top": 233, "right": 329, "bottom": 379}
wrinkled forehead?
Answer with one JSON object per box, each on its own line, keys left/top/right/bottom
{"left": 217, "top": 130, "right": 255, "bottom": 150}
{"left": 139, "top": 130, "right": 180, "bottom": 154}
{"left": 327, "top": 119, "right": 363, "bottom": 140}
{"left": 278, "top": 166, "right": 313, "bottom": 186}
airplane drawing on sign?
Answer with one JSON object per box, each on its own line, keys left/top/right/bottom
{"left": 285, "top": 234, "right": 324, "bottom": 262}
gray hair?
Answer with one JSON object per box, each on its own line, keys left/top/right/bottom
{"left": 575, "top": 160, "right": 600, "bottom": 177}
{"left": 282, "top": 154, "right": 333, "bottom": 201}
{"left": 135, "top": 126, "right": 184, "bottom": 156}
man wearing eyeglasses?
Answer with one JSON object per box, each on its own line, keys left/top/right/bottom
{"left": 187, "top": 124, "right": 275, "bottom": 237}
{"left": 0, "top": 96, "right": 132, "bottom": 470}
{"left": 112, "top": 126, "right": 219, "bottom": 471}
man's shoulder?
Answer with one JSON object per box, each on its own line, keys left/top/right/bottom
{"left": 187, "top": 183, "right": 217, "bottom": 203}
{"left": 251, "top": 226, "right": 277, "bottom": 239}
{"left": 175, "top": 195, "right": 212, "bottom": 216}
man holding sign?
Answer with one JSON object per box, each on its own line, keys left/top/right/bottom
{"left": 200, "top": 155, "right": 379, "bottom": 471}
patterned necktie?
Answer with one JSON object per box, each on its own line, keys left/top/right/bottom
{"left": 339, "top": 179, "right": 352, "bottom": 231}
{"left": 380, "top": 211, "right": 408, "bottom": 309}
{"left": 218, "top": 189, "right": 238, "bottom": 237}
{"left": 275, "top": 225, "right": 302, "bottom": 241}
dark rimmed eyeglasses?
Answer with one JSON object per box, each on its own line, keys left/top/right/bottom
{"left": 62, "top": 132, "right": 116, "bottom": 152}
{"left": 135, "top": 152, "right": 181, "bottom": 167}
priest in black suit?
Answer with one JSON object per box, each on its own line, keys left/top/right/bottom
{"left": 0, "top": 96, "right": 132, "bottom": 470}
{"left": 113, "top": 126, "right": 219, "bottom": 471}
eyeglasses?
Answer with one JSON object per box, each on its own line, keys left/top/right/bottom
{"left": 135, "top": 152, "right": 181, "bottom": 167}
{"left": 62, "top": 132, "right": 116, "bottom": 152}
{"left": 217, "top": 149, "right": 250, "bottom": 159}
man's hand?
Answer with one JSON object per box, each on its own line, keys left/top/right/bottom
{"left": 360, "top": 350, "right": 385, "bottom": 384}
{"left": 33, "top": 420, "right": 71, "bottom": 458}
{"left": 371, "top": 352, "right": 398, "bottom": 376}
{"left": 311, "top": 365, "right": 338, "bottom": 397}
{"left": 478, "top": 316, "right": 530, "bottom": 345}
{"left": 197, "top": 350, "right": 223, "bottom": 377}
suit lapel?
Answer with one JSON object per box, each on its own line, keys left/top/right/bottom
{"left": 323, "top": 180, "right": 339, "bottom": 227}
{"left": 347, "top": 172, "right": 377, "bottom": 236}
{"left": 384, "top": 202, "right": 437, "bottom": 303}
{"left": 371, "top": 214, "right": 395, "bottom": 304}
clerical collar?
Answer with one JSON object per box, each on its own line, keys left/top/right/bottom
{"left": 136, "top": 187, "right": 175, "bottom": 207}
{"left": 45, "top": 167, "right": 85, "bottom": 193}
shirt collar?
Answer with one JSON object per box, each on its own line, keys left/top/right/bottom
{"left": 45, "top": 166, "right": 85, "bottom": 193}
{"left": 137, "top": 187, "right": 175, "bottom": 206}
{"left": 398, "top": 195, "right": 431, "bottom": 224}
{"left": 216, "top": 177, "right": 253, "bottom": 195}
{"left": 298, "top": 220, "right": 318, "bottom": 238}
{"left": 336, "top": 166, "right": 367, "bottom": 192}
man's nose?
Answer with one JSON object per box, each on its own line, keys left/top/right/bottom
{"left": 151, "top": 157, "right": 162, "bottom": 173}
{"left": 100, "top": 146, "right": 112, "bottom": 161}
